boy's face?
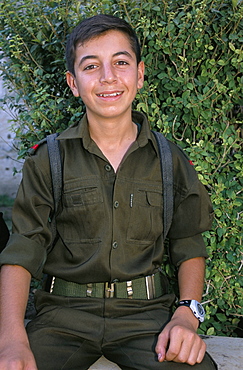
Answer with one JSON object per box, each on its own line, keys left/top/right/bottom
{"left": 66, "top": 30, "right": 144, "bottom": 123}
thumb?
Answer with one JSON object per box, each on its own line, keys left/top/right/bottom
{"left": 155, "top": 328, "right": 169, "bottom": 362}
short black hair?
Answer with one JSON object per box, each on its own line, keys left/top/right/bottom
{"left": 66, "top": 14, "right": 141, "bottom": 75}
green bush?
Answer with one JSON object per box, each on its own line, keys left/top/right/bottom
{"left": 0, "top": 0, "right": 242, "bottom": 337}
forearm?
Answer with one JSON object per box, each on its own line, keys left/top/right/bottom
{"left": 178, "top": 256, "right": 205, "bottom": 301}
{"left": 0, "top": 264, "right": 31, "bottom": 338}
{"left": 172, "top": 256, "right": 206, "bottom": 330}
{"left": 156, "top": 257, "right": 207, "bottom": 364}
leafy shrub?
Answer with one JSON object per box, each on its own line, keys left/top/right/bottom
{"left": 0, "top": 0, "right": 242, "bottom": 337}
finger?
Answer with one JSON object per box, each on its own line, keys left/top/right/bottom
{"left": 164, "top": 338, "right": 183, "bottom": 362}
{"left": 194, "top": 340, "right": 207, "bottom": 364}
{"left": 173, "top": 334, "right": 206, "bottom": 365}
{"left": 165, "top": 328, "right": 196, "bottom": 363}
{"left": 164, "top": 326, "right": 186, "bottom": 362}
{"left": 155, "top": 330, "right": 170, "bottom": 362}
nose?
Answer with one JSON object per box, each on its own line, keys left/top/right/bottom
{"left": 100, "top": 63, "right": 117, "bottom": 84}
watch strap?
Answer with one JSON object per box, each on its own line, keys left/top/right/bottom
{"left": 178, "top": 299, "right": 205, "bottom": 323}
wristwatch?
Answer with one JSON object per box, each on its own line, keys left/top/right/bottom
{"left": 178, "top": 300, "right": 205, "bottom": 323}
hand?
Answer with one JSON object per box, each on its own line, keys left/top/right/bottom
{"left": 155, "top": 306, "right": 206, "bottom": 365}
{"left": 0, "top": 341, "right": 37, "bottom": 370}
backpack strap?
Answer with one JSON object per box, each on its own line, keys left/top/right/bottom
{"left": 152, "top": 131, "right": 174, "bottom": 240}
{"left": 46, "top": 133, "right": 62, "bottom": 244}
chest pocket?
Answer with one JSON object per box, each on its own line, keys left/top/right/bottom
{"left": 61, "top": 178, "right": 104, "bottom": 242}
{"left": 64, "top": 185, "right": 102, "bottom": 207}
{"left": 127, "top": 186, "right": 163, "bottom": 243}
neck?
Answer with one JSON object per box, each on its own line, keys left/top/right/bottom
{"left": 87, "top": 112, "right": 136, "bottom": 145}
{"left": 87, "top": 113, "right": 138, "bottom": 172}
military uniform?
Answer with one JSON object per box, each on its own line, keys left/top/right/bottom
{"left": 0, "top": 111, "right": 216, "bottom": 369}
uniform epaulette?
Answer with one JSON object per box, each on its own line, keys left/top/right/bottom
{"left": 28, "top": 138, "right": 47, "bottom": 156}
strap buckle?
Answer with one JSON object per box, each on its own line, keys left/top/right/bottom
{"left": 126, "top": 281, "right": 133, "bottom": 298}
{"left": 145, "top": 274, "right": 155, "bottom": 299}
{"left": 105, "top": 282, "right": 115, "bottom": 298}
{"left": 49, "top": 276, "right": 56, "bottom": 293}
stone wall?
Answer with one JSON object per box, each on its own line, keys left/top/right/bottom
{"left": 0, "top": 78, "right": 23, "bottom": 198}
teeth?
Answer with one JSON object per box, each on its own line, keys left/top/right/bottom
{"left": 98, "top": 92, "right": 122, "bottom": 97}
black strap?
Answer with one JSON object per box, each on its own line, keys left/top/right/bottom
{"left": 46, "top": 133, "right": 62, "bottom": 244}
{"left": 152, "top": 131, "right": 174, "bottom": 240}
{"left": 46, "top": 131, "right": 173, "bottom": 243}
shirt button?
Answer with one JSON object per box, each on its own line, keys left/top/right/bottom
{"left": 112, "top": 241, "right": 118, "bottom": 249}
{"left": 114, "top": 201, "right": 119, "bottom": 208}
{"left": 105, "top": 164, "right": 112, "bottom": 172}
{"left": 113, "top": 278, "right": 119, "bottom": 283}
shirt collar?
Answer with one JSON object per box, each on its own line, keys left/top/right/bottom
{"left": 57, "top": 111, "right": 158, "bottom": 153}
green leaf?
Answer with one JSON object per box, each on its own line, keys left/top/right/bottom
{"left": 207, "top": 327, "right": 215, "bottom": 336}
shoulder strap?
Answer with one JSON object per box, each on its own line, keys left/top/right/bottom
{"left": 46, "top": 133, "right": 62, "bottom": 243}
{"left": 152, "top": 131, "right": 174, "bottom": 240}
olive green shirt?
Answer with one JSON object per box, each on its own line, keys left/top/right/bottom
{"left": 0, "top": 111, "right": 213, "bottom": 283}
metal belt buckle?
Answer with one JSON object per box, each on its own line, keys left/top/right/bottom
{"left": 145, "top": 274, "right": 155, "bottom": 299}
{"left": 105, "top": 282, "right": 115, "bottom": 298}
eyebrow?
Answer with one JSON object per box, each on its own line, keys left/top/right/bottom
{"left": 78, "top": 51, "right": 133, "bottom": 67}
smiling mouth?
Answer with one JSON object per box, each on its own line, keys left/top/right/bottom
{"left": 97, "top": 92, "right": 123, "bottom": 97}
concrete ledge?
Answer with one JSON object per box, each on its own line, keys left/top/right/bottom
{"left": 88, "top": 336, "right": 243, "bottom": 370}
{"left": 202, "top": 335, "right": 242, "bottom": 370}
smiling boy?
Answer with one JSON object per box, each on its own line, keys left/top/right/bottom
{"left": 0, "top": 15, "right": 217, "bottom": 369}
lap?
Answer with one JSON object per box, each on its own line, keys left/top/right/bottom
{"left": 26, "top": 305, "right": 103, "bottom": 370}
{"left": 26, "top": 300, "right": 217, "bottom": 370}
{"left": 102, "top": 309, "right": 217, "bottom": 369}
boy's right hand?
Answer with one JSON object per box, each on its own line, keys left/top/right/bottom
{"left": 0, "top": 341, "right": 37, "bottom": 370}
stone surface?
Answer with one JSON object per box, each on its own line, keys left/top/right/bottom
{"left": 89, "top": 357, "right": 120, "bottom": 370}
{"left": 203, "top": 335, "right": 243, "bottom": 370}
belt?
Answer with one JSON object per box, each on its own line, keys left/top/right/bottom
{"left": 49, "top": 272, "right": 165, "bottom": 300}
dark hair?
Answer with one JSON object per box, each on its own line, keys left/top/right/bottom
{"left": 65, "top": 14, "right": 141, "bottom": 75}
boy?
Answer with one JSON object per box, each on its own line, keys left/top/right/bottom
{"left": 0, "top": 14, "right": 217, "bottom": 369}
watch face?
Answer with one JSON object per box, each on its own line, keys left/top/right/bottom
{"left": 197, "top": 303, "right": 204, "bottom": 316}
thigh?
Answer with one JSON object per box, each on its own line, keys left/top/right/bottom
{"left": 26, "top": 305, "right": 103, "bottom": 370}
{"left": 102, "top": 309, "right": 217, "bottom": 370}
{"left": 105, "top": 346, "right": 217, "bottom": 370}
{"left": 106, "top": 347, "right": 217, "bottom": 370}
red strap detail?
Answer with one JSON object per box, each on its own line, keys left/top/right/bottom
{"left": 31, "top": 144, "right": 39, "bottom": 150}
{"left": 189, "top": 160, "right": 194, "bottom": 165}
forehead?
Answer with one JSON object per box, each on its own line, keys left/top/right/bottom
{"left": 76, "top": 30, "right": 135, "bottom": 57}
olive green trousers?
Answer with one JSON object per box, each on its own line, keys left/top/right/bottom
{"left": 27, "top": 291, "right": 217, "bottom": 370}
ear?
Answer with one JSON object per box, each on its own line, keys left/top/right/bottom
{"left": 137, "top": 61, "right": 145, "bottom": 90}
{"left": 66, "top": 71, "right": 80, "bottom": 97}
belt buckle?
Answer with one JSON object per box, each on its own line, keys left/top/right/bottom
{"left": 145, "top": 274, "right": 155, "bottom": 299}
{"left": 105, "top": 282, "right": 115, "bottom": 298}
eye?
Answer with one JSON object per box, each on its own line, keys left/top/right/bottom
{"left": 115, "top": 60, "right": 129, "bottom": 66}
{"left": 83, "top": 64, "right": 98, "bottom": 71}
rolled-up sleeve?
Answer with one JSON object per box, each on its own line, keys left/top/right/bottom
{"left": 0, "top": 146, "right": 54, "bottom": 279}
{"left": 167, "top": 143, "right": 214, "bottom": 266}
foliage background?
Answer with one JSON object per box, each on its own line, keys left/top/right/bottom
{"left": 0, "top": 0, "right": 242, "bottom": 337}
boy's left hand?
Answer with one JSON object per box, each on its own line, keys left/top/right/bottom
{"left": 155, "top": 306, "right": 206, "bottom": 365}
